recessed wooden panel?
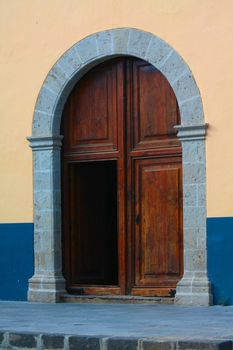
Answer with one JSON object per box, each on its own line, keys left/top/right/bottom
{"left": 134, "top": 157, "right": 183, "bottom": 288}
{"left": 131, "top": 60, "right": 180, "bottom": 151}
{"left": 62, "top": 60, "right": 123, "bottom": 154}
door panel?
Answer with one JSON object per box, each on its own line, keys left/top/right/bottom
{"left": 130, "top": 60, "right": 180, "bottom": 151}
{"left": 133, "top": 158, "right": 183, "bottom": 291}
{"left": 62, "top": 60, "right": 124, "bottom": 154}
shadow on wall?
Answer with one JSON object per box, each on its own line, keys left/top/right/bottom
{"left": 0, "top": 223, "right": 34, "bottom": 301}
{"left": 207, "top": 217, "right": 233, "bottom": 305}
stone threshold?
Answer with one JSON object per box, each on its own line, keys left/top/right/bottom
{"left": 0, "top": 331, "right": 232, "bottom": 350}
{"left": 61, "top": 294, "right": 174, "bottom": 304}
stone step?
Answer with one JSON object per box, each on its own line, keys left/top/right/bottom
{"left": 61, "top": 293, "right": 174, "bottom": 304}
{"left": 0, "top": 331, "right": 232, "bottom": 350}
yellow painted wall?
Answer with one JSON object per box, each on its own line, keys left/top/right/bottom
{"left": 1, "top": 0, "right": 233, "bottom": 222}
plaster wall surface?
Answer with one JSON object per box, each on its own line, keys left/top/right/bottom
{"left": 0, "top": 0, "right": 233, "bottom": 222}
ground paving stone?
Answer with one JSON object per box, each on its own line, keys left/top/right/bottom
{"left": 0, "top": 302, "right": 233, "bottom": 349}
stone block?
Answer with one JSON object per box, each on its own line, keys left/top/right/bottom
{"left": 34, "top": 230, "right": 42, "bottom": 252}
{"left": 142, "top": 340, "right": 175, "bottom": 350}
{"left": 8, "top": 332, "right": 37, "bottom": 349}
{"left": 34, "top": 191, "right": 51, "bottom": 211}
{"left": 178, "top": 340, "right": 232, "bottom": 350}
{"left": 34, "top": 171, "right": 51, "bottom": 191}
{"left": 160, "top": 50, "right": 187, "bottom": 85}
{"left": 182, "top": 140, "right": 205, "bottom": 164}
{"left": 43, "top": 62, "right": 68, "bottom": 95}
{"left": 183, "top": 163, "right": 205, "bottom": 185}
{"left": 198, "top": 184, "right": 206, "bottom": 207}
{"left": 172, "top": 72, "right": 200, "bottom": 104}
{"left": 52, "top": 171, "right": 61, "bottom": 191}
{"left": 97, "top": 30, "right": 113, "bottom": 55}
{"left": 39, "top": 150, "right": 53, "bottom": 171}
{"left": 128, "top": 29, "right": 152, "bottom": 58}
{"left": 34, "top": 210, "right": 52, "bottom": 231}
{"left": 69, "top": 336, "right": 100, "bottom": 350}
{"left": 42, "top": 334, "right": 64, "bottom": 349}
{"left": 183, "top": 206, "right": 206, "bottom": 229}
{"left": 36, "top": 87, "right": 58, "bottom": 115}
{"left": 183, "top": 228, "right": 198, "bottom": 249}
{"left": 185, "top": 249, "right": 205, "bottom": 271}
{"left": 75, "top": 36, "right": 98, "bottom": 63}
{"left": 183, "top": 184, "right": 197, "bottom": 207}
{"left": 196, "top": 227, "right": 206, "bottom": 248}
{"left": 192, "top": 295, "right": 213, "bottom": 306}
{"left": 28, "top": 289, "right": 61, "bottom": 303}
{"left": 146, "top": 37, "right": 171, "bottom": 68}
{"left": 33, "top": 152, "right": 41, "bottom": 172}
{"left": 179, "top": 96, "right": 204, "bottom": 126}
{"left": 111, "top": 28, "right": 130, "bottom": 53}
{"left": 32, "top": 111, "right": 52, "bottom": 136}
{"left": 0, "top": 333, "right": 4, "bottom": 343}
{"left": 108, "top": 337, "right": 138, "bottom": 350}
{"left": 58, "top": 47, "right": 82, "bottom": 77}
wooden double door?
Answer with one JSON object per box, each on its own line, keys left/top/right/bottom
{"left": 61, "top": 57, "right": 183, "bottom": 297}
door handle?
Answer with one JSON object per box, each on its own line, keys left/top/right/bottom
{"left": 135, "top": 214, "right": 140, "bottom": 225}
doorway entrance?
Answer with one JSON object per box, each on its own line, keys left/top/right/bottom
{"left": 61, "top": 57, "right": 183, "bottom": 297}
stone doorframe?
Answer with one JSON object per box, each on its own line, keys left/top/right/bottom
{"left": 28, "top": 28, "right": 212, "bottom": 305}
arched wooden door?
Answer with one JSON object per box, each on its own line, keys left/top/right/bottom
{"left": 61, "top": 57, "right": 183, "bottom": 297}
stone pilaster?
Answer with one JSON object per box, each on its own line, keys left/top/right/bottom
{"left": 174, "top": 124, "right": 213, "bottom": 306}
{"left": 27, "top": 136, "right": 66, "bottom": 302}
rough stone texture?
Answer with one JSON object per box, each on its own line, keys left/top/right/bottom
{"left": 36, "top": 87, "right": 58, "bottom": 116}
{"left": 96, "top": 30, "right": 113, "bottom": 55}
{"left": 69, "top": 336, "right": 100, "bottom": 350}
{"left": 174, "top": 124, "right": 211, "bottom": 305}
{"left": 32, "top": 111, "right": 52, "bottom": 136}
{"left": 182, "top": 140, "right": 205, "bottom": 163}
{"left": 177, "top": 341, "right": 232, "bottom": 350}
{"left": 28, "top": 137, "right": 65, "bottom": 303}
{"left": 111, "top": 28, "right": 130, "bottom": 53}
{"left": 128, "top": 29, "right": 152, "bottom": 57}
{"left": 43, "top": 63, "right": 69, "bottom": 96}
{"left": 146, "top": 36, "right": 171, "bottom": 68}
{"left": 159, "top": 50, "right": 188, "bottom": 85}
{"left": 75, "top": 35, "right": 98, "bottom": 63}
{"left": 172, "top": 72, "right": 200, "bottom": 104}
{"left": 108, "top": 338, "right": 138, "bottom": 350}
{"left": 179, "top": 96, "right": 204, "bottom": 126}
{"left": 0, "top": 331, "right": 232, "bottom": 350}
{"left": 141, "top": 341, "right": 175, "bottom": 350}
{"left": 42, "top": 334, "right": 65, "bottom": 349}
{"left": 58, "top": 47, "right": 82, "bottom": 78}
{"left": 8, "top": 332, "right": 37, "bottom": 348}
{"left": 0, "top": 333, "right": 4, "bottom": 348}
{"left": 183, "top": 184, "right": 198, "bottom": 207}
{"left": 29, "top": 28, "right": 211, "bottom": 305}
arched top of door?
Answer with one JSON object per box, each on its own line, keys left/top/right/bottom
{"left": 31, "top": 28, "right": 205, "bottom": 138}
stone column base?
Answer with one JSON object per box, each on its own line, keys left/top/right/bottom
{"left": 175, "top": 273, "right": 213, "bottom": 306}
{"left": 28, "top": 275, "right": 66, "bottom": 303}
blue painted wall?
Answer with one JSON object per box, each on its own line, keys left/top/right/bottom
{"left": 0, "top": 223, "right": 34, "bottom": 301}
{"left": 207, "top": 217, "right": 233, "bottom": 305}
{"left": 0, "top": 219, "right": 233, "bottom": 304}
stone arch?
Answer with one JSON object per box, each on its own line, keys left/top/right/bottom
{"left": 28, "top": 28, "right": 212, "bottom": 305}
